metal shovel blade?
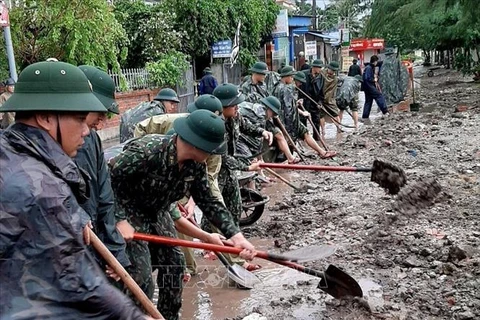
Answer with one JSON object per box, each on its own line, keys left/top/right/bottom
{"left": 228, "top": 264, "right": 261, "bottom": 290}
{"left": 370, "top": 159, "right": 407, "bottom": 195}
{"left": 317, "top": 265, "right": 363, "bottom": 299}
{"left": 281, "top": 245, "right": 338, "bottom": 263}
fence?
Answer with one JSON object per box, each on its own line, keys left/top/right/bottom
{"left": 107, "top": 67, "right": 195, "bottom": 112}
{"left": 108, "top": 68, "right": 152, "bottom": 92}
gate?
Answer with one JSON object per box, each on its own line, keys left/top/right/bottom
{"left": 176, "top": 66, "right": 195, "bottom": 112}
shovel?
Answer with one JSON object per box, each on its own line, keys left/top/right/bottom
{"left": 133, "top": 233, "right": 361, "bottom": 299}
{"left": 177, "top": 203, "right": 260, "bottom": 289}
{"left": 259, "top": 159, "right": 407, "bottom": 195}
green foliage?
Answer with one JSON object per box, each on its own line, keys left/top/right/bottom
{"left": 145, "top": 51, "right": 190, "bottom": 88}
{"left": 0, "top": 36, "right": 10, "bottom": 80}
{"left": 9, "top": 0, "right": 128, "bottom": 71}
{"left": 114, "top": 0, "right": 184, "bottom": 68}
{"left": 159, "top": 0, "right": 279, "bottom": 66}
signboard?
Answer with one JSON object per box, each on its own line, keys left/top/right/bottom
{"left": 1, "top": 2, "right": 9, "bottom": 27}
{"left": 349, "top": 38, "right": 385, "bottom": 51}
{"left": 341, "top": 46, "right": 350, "bottom": 58}
{"left": 342, "top": 57, "right": 353, "bottom": 73}
{"left": 272, "top": 9, "right": 289, "bottom": 38}
{"left": 212, "top": 40, "right": 232, "bottom": 58}
{"left": 340, "top": 28, "right": 350, "bottom": 46}
{"left": 304, "top": 41, "right": 317, "bottom": 56}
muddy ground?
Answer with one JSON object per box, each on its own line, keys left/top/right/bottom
{"left": 229, "top": 69, "right": 480, "bottom": 320}
{"left": 178, "top": 69, "right": 479, "bottom": 319}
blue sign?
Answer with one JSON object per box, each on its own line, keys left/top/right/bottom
{"left": 212, "top": 40, "right": 232, "bottom": 58}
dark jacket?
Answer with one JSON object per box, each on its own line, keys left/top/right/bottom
{"left": 301, "top": 69, "right": 324, "bottom": 113}
{"left": 348, "top": 63, "right": 362, "bottom": 77}
{"left": 362, "top": 63, "right": 382, "bottom": 98}
{"left": 199, "top": 74, "right": 218, "bottom": 95}
{"left": 74, "top": 130, "right": 130, "bottom": 268}
{"left": 0, "top": 123, "right": 144, "bottom": 319}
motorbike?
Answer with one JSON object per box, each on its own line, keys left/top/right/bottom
{"left": 236, "top": 171, "right": 270, "bottom": 227}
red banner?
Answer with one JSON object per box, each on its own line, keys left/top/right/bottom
{"left": 1, "top": 3, "right": 10, "bottom": 27}
{"left": 349, "top": 38, "right": 384, "bottom": 51}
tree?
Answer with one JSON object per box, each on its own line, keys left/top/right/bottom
{"left": 159, "top": 0, "right": 279, "bottom": 67}
{"left": 114, "top": 0, "right": 184, "bottom": 68}
{"left": 9, "top": 0, "right": 128, "bottom": 71}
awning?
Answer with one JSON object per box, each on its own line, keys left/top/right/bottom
{"left": 307, "top": 32, "right": 339, "bottom": 42}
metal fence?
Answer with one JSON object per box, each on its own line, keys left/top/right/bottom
{"left": 108, "top": 68, "right": 152, "bottom": 92}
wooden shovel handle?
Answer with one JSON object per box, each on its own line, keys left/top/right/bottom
{"left": 89, "top": 229, "right": 164, "bottom": 319}
{"left": 263, "top": 167, "right": 299, "bottom": 190}
{"left": 259, "top": 162, "right": 372, "bottom": 172}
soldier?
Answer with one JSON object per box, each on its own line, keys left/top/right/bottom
{"left": 0, "top": 77, "right": 15, "bottom": 129}
{"left": 362, "top": 55, "right": 389, "bottom": 119}
{"left": 337, "top": 74, "right": 363, "bottom": 128}
{"left": 239, "top": 61, "right": 270, "bottom": 103}
{"left": 272, "top": 66, "right": 337, "bottom": 159}
{"left": 74, "top": 66, "right": 130, "bottom": 283}
{"left": 300, "top": 59, "right": 324, "bottom": 141}
{"left": 213, "top": 83, "right": 273, "bottom": 270}
{"left": 133, "top": 94, "right": 225, "bottom": 277}
{"left": 0, "top": 60, "right": 149, "bottom": 319}
{"left": 198, "top": 67, "right": 218, "bottom": 95}
{"left": 319, "top": 61, "right": 342, "bottom": 135}
{"left": 119, "top": 87, "right": 180, "bottom": 142}
{"left": 379, "top": 48, "right": 409, "bottom": 107}
{"left": 238, "top": 96, "right": 300, "bottom": 163}
{"left": 109, "top": 110, "right": 256, "bottom": 319}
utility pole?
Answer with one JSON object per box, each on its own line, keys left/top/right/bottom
{"left": 1, "top": 0, "right": 17, "bottom": 81}
{"left": 312, "top": 0, "right": 317, "bottom": 30}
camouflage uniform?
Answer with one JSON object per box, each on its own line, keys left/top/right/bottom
{"left": 134, "top": 113, "right": 224, "bottom": 275}
{"left": 239, "top": 76, "right": 269, "bottom": 103}
{"left": 0, "top": 91, "right": 14, "bottom": 129}
{"left": 218, "top": 115, "right": 265, "bottom": 243}
{"left": 110, "top": 135, "right": 239, "bottom": 320}
{"left": 119, "top": 100, "right": 166, "bottom": 142}
{"left": 0, "top": 123, "right": 145, "bottom": 319}
{"left": 336, "top": 75, "right": 361, "bottom": 112}
{"left": 272, "top": 82, "right": 308, "bottom": 142}
{"left": 379, "top": 54, "right": 409, "bottom": 106}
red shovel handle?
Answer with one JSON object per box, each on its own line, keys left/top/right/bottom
{"left": 259, "top": 163, "right": 372, "bottom": 172}
{"left": 133, "top": 232, "right": 290, "bottom": 261}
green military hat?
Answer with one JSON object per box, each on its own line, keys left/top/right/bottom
{"left": 5, "top": 78, "right": 15, "bottom": 86}
{"left": 173, "top": 109, "right": 226, "bottom": 154}
{"left": 384, "top": 48, "right": 396, "bottom": 56}
{"left": 154, "top": 88, "right": 180, "bottom": 103}
{"left": 311, "top": 59, "right": 324, "bottom": 68}
{"left": 0, "top": 60, "right": 106, "bottom": 113}
{"left": 260, "top": 96, "right": 281, "bottom": 115}
{"left": 354, "top": 75, "right": 363, "bottom": 82}
{"left": 294, "top": 70, "right": 307, "bottom": 83}
{"left": 203, "top": 67, "right": 213, "bottom": 74}
{"left": 165, "top": 128, "right": 176, "bottom": 135}
{"left": 327, "top": 61, "right": 340, "bottom": 71}
{"left": 79, "top": 65, "right": 119, "bottom": 114}
{"left": 212, "top": 83, "right": 245, "bottom": 107}
{"left": 279, "top": 66, "right": 296, "bottom": 77}
{"left": 187, "top": 94, "right": 223, "bottom": 115}
{"left": 249, "top": 61, "right": 269, "bottom": 75}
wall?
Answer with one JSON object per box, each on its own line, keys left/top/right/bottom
{"left": 96, "top": 88, "right": 160, "bottom": 141}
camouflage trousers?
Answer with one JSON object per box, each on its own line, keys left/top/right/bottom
{"left": 202, "top": 166, "right": 244, "bottom": 266}
{"left": 126, "top": 219, "right": 185, "bottom": 320}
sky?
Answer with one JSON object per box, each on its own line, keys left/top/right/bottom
{"left": 304, "top": 0, "right": 333, "bottom": 10}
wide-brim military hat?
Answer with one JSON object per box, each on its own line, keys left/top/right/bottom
{"left": 279, "top": 66, "right": 296, "bottom": 77}
{"left": 203, "top": 67, "right": 213, "bottom": 74}
{"left": 294, "top": 71, "right": 307, "bottom": 83}
{"left": 213, "top": 83, "right": 245, "bottom": 107}
{"left": 5, "top": 78, "right": 15, "bottom": 86}
{"left": 0, "top": 60, "right": 106, "bottom": 113}
{"left": 79, "top": 65, "right": 119, "bottom": 114}
{"left": 154, "top": 88, "right": 180, "bottom": 103}
{"left": 354, "top": 75, "right": 363, "bottom": 82}
{"left": 384, "top": 48, "right": 396, "bottom": 56}
{"left": 249, "top": 61, "right": 269, "bottom": 75}
{"left": 327, "top": 61, "right": 340, "bottom": 71}
{"left": 311, "top": 59, "right": 324, "bottom": 68}
{"left": 173, "top": 109, "right": 226, "bottom": 154}
{"left": 187, "top": 94, "right": 223, "bottom": 115}
{"left": 260, "top": 96, "right": 281, "bottom": 115}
